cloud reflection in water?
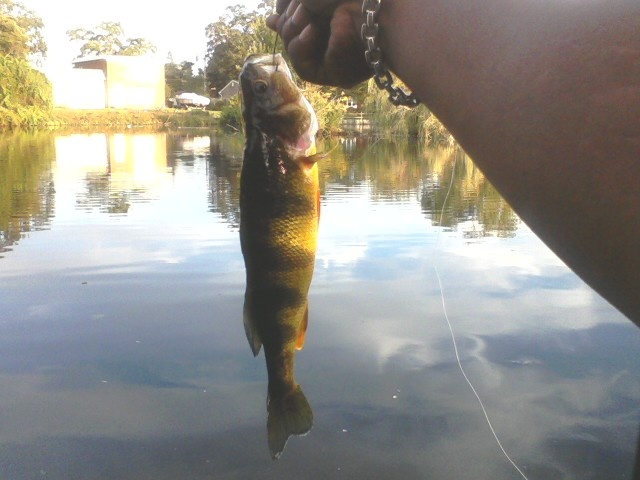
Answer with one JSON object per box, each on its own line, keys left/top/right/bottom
{"left": 0, "top": 131, "right": 637, "bottom": 479}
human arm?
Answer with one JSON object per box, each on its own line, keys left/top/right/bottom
{"left": 269, "top": 0, "right": 640, "bottom": 324}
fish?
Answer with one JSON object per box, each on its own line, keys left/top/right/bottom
{"left": 239, "top": 53, "right": 320, "bottom": 460}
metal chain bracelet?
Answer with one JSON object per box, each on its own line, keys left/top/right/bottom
{"left": 361, "top": 0, "right": 419, "bottom": 107}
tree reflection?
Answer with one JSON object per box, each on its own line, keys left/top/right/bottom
{"left": 207, "top": 135, "right": 243, "bottom": 228}
{"left": 0, "top": 131, "right": 55, "bottom": 256}
{"left": 0, "top": 131, "right": 518, "bottom": 259}
{"left": 420, "top": 148, "right": 519, "bottom": 237}
{"left": 205, "top": 134, "right": 519, "bottom": 237}
{"left": 315, "top": 137, "right": 519, "bottom": 238}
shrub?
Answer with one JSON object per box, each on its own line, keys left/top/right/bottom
{"left": 0, "top": 53, "right": 52, "bottom": 128}
{"left": 218, "top": 96, "right": 243, "bottom": 133}
{"left": 363, "top": 78, "right": 456, "bottom": 146}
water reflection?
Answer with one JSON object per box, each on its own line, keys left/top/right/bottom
{"left": 208, "top": 135, "right": 243, "bottom": 228}
{"left": 59, "top": 133, "right": 168, "bottom": 214}
{"left": 0, "top": 130, "right": 638, "bottom": 479}
{"left": 0, "top": 131, "right": 525, "bottom": 264}
{"left": 0, "top": 132, "right": 55, "bottom": 256}
{"left": 317, "top": 138, "right": 519, "bottom": 238}
{"left": 421, "top": 149, "right": 518, "bottom": 237}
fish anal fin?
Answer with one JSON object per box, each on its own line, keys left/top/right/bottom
{"left": 243, "top": 298, "right": 262, "bottom": 356}
{"left": 295, "top": 304, "right": 309, "bottom": 351}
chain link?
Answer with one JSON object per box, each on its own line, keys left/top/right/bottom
{"left": 361, "top": 0, "right": 419, "bottom": 107}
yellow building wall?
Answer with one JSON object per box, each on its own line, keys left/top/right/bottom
{"left": 58, "top": 55, "right": 165, "bottom": 110}
{"left": 104, "top": 57, "right": 165, "bottom": 109}
{"left": 52, "top": 69, "right": 107, "bottom": 109}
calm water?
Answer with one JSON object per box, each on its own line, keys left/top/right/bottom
{"left": 1, "top": 131, "right": 638, "bottom": 480}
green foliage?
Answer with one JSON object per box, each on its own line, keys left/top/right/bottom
{"left": 0, "top": 53, "right": 52, "bottom": 128}
{"left": 67, "top": 21, "right": 157, "bottom": 57}
{"left": 0, "top": 0, "right": 46, "bottom": 61}
{"left": 0, "top": 13, "right": 27, "bottom": 58}
{"left": 301, "top": 83, "right": 348, "bottom": 135}
{"left": 218, "top": 96, "right": 243, "bottom": 132}
{"left": 205, "top": 1, "right": 274, "bottom": 92}
{"left": 165, "top": 61, "right": 206, "bottom": 97}
{"left": 203, "top": 0, "right": 346, "bottom": 133}
{"left": 364, "top": 79, "right": 455, "bottom": 146}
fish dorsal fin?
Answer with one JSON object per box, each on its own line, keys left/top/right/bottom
{"left": 295, "top": 304, "right": 309, "bottom": 351}
{"left": 243, "top": 296, "right": 263, "bottom": 356}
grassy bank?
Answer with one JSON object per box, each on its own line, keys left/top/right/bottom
{"left": 47, "top": 108, "right": 221, "bottom": 130}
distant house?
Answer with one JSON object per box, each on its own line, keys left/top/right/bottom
{"left": 218, "top": 80, "right": 240, "bottom": 101}
{"left": 52, "top": 55, "right": 165, "bottom": 110}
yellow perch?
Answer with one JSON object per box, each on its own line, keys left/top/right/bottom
{"left": 239, "top": 53, "right": 320, "bottom": 459}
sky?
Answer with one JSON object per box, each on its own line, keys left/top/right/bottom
{"left": 21, "top": 0, "right": 265, "bottom": 74}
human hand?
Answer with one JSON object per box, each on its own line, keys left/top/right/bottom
{"left": 267, "top": 0, "right": 372, "bottom": 88}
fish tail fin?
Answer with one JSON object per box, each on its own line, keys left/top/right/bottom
{"left": 243, "top": 295, "right": 262, "bottom": 356}
{"left": 267, "top": 385, "right": 313, "bottom": 460}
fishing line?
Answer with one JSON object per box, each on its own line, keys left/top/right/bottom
{"left": 434, "top": 267, "right": 529, "bottom": 480}
{"left": 272, "top": 32, "right": 279, "bottom": 71}
{"left": 438, "top": 152, "right": 457, "bottom": 227}
{"left": 433, "top": 152, "right": 529, "bottom": 480}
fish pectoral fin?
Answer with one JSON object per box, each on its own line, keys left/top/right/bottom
{"left": 267, "top": 385, "right": 313, "bottom": 460}
{"left": 302, "top": 152, "right": 326, "bottom": 165}
{"left": 243, "top": 299, "right": 263, "bottom": 356}
{"left": 295, "top": 304, "right": 309, "bottom": 351}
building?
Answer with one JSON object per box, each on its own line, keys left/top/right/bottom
{"left": 218, "top": 80, "right": 240, "bottom": 101}
{"left": 52, "top": 55, "right": 165, "bottom": 110}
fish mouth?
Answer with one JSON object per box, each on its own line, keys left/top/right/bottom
{"left": 279, "top": 128, "right": 316, "bottom": 157}
{"left": 260, "top": 98, "right": 317, "bottom": 158}
{"left": 242, "top": 53, "right": 319, "bottom": 157}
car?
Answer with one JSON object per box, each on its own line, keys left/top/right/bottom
{"left": 170, "top": 92, "right": 211, "bottom": 109}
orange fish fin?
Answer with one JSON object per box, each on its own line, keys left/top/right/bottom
{"left": 295, "top": 153, "right": 326, "bottom": 171}
{"left": 303, "top": 152, "right": 326, "bottom": 165}
{"left": 295, "top": 305, "right": 309, "bottom": 351}
{"left": 243, "top": 295, "right": 262, "bottom": 356}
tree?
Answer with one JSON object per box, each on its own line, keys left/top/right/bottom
{"left": 205, "top": 1, "right": 274, "bottom": 91}
{"left": 165, "top": 60, "right": 205, "bottom": 96}
{"left": 66, "top": 21, "right": 156, "bottom": 57}
{"left": 0, "top": 0, "right": 47, "bottom": 61}
{"left": 0, "top": 13, "right": 27, "bottom": 58}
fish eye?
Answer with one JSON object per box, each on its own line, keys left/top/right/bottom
{"left": 253, "top": 80, "right": 268, "bottom": 95}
